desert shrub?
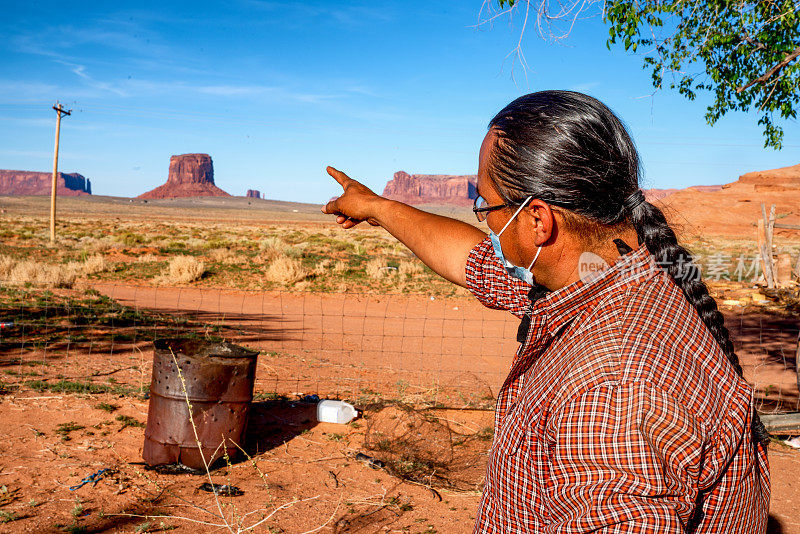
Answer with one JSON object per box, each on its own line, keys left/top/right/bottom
{"left": 8, "top": 259, "right": 77, "bottom": 288}
{"left": 203, "top": 238, "right": 233, "bottom": 250}
{"left": 80, "top": 254, "right": 108, "bottom": 275}
{"left": 366, "top": 258, "right": 397, "bottom": 279}
{"left": 208, "top": 247, "right": 238, "bottom": 264}
{"left": 0, "top": 254, "right": 109, "bottom": 287}
{"left": 313, "top": 258, "right": 332, "bottom": 276}
{"left": 398, "top": 261, "right": 424, "bottom": 277}
{"left": 117, "top": 231, "right": 145, "bottom": 246}
{"left": 0, "top": 255, "right": 15, "bottom": 279}
{"left": 137, "top": 253, "right": 159, "bottom": 263}
{"left": 312, "top": 258, "right": 348, "bottom": 277}
{"left": 257, "top": 237, "right": 294, "bottom": 264}
{"left": 185, "top": 238, "right": 206, "bottom": 250}
{"left": 165, "top": 256, "right": 206, "bottom": 284}
{"left": 333, "top": 260, "right": 348, "bottom": 273}
{"left": 81, "top": 236, "right": 118, "bottom": 252}
{"left": 265, "top": 256, "right": 306, "bottom": 284}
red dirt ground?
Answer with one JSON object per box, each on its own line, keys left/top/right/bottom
{"left": 1, "top": 286, "right": 799, "bottom": 533}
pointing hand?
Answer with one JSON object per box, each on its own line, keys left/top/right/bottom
{"left": 321, "top": 166, "right": 381, "bottom": 228}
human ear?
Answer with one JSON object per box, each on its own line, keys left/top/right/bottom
{"left": 522, "top": 200, "right": 555, "bottom": 246}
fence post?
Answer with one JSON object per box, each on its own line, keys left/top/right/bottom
{"left": 768, "top": 204, "right": 776, "bottom": 284}
{"left": 759, "top": 203, "right": 777, "bottom": 289}
{"left": 757, "top": 217, "right": 774, "bottom": 288}
{"left": 794, "top": 253, "right": 800, "bottom": 281}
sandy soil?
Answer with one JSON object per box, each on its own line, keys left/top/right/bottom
{"left": 1, "top": 286, "right": 799, "bottom": 532}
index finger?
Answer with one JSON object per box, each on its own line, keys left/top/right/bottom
{"left": 326, "top": 166, "right": 352, "bottom": 188}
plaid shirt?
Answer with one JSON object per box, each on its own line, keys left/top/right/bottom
{"left": 466, "top": 236, "right": 770, "bottom": 533}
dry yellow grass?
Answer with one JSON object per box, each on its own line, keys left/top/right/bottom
{"left": 0, "top": 204, "right": 476, "bottom": 293}
{"left": 333, "top": 260, "right": 348, "bottom": 274}
{"left": 257, "top": 237, "right": 290, "bottom": 263}
{"left": 81, "top": 236, "right": 118, "bottom": 252}
{"left": 3, "top": 258, "right": 76, "bottom": 288}
{"left": 164, "top": 256, "right": 206, "bottom": 284}
{"left": 313, "top": 259, "right": 332, "bottom": 276}
{"left": 399, "top": 261, "right": 424, "bottom": 277}
{"left": 0, "top": 255, "right": 15, "bottom": 278}
{"left": 265, "top": 256, "right": 307, "bottom": 284}
{"left": 312, "top": 258, "right": 347, "bottom": 275}
{"left": 208, "top": 247, "right": 238, "bottom": 264}
{"left": 0, "top": 254, "right": 110, "bottom": 288}
{"left": 366, "top": 258, "right": 397, "bottom": 279}
{"left": 80, "top": 254, "right": 108, "bottom": 275}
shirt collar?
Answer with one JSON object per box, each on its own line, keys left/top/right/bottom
{"left": 530, "top": 242, "right": 658, "bottom": 338}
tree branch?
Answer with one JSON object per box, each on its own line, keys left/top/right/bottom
{"left": 736, "top": 44, "right": 800, "bottom": 93}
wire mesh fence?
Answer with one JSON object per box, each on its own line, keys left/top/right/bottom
{"left": 0, "top": 281, "right": 798, "bottom": 413}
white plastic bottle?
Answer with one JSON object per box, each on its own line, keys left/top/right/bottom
{"left": 316, "top": 400, "right": 358, "bottom": 424}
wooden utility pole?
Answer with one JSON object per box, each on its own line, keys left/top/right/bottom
{"left": 50, "top": 102, "right": 71, "bottom": 244}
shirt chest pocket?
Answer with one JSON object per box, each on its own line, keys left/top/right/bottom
{"left": 486, "top": 402, "right": 550, "bottom": 530}
{"left": 486, "top": 404, "right": 541, "bottom": 525}
{"left": 495, "top": 409, "right": 529, "bottom": 456}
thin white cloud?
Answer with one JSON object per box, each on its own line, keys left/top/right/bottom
{"left": 54, "top": 60, "right": 129, "bottom": 97}
{"left": 12, "top": 20, "right": 173, "bottom": 61}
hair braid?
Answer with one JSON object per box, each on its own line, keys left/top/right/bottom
{"left": 629, "top": 200, "right": 770, "bottom": 444}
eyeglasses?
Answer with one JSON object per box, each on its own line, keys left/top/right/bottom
{"left": 472, "top": 194, "right": 511, "bottom": 222}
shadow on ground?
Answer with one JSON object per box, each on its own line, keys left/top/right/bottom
{"left": 244, "top": 399, "right": 319, "bottom": 455}
{"left": 768, "top": 514, "right": 786, "bottom": 533}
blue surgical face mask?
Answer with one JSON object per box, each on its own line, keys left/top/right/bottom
{"left": 489, "top": 196, "right": 542, "bottom": 285}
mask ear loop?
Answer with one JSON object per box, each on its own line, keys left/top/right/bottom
{"left": 497, "top": 196, "right": 533, "bottom": 237}
{"left": 526, "top": 246, "right": 542, "bottom": 270}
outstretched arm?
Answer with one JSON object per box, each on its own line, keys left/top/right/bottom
{"left": 321, "top": 166, "right": 485, "bottom": 287}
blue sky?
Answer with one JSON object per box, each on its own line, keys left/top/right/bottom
{"left": 1, "top": 1, "right": 797, "bottom": 202}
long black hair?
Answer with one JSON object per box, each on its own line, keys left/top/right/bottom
{"left": 487, "top": 90, "right": 769, "bottom": 444}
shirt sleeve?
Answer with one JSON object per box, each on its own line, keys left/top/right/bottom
{"left": 465, "top": 235, "right": 531, "bottom": 318}
{"left": 544, "top": 382, "right": 705, "bottom": 533}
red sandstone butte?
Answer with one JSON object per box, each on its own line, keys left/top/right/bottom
{"left": 138, "top": 154, "right": 230, "bottom": 199}
{"left": 735, "top": 163, "right": 800, "bottom": 192}
{"left": 246, "top": 189, "right": 261, "bottom": 199}
{"left": 645, "top": 184, "right": 723, "bottom": 202}
{"left": 656, "top": 162, "right": 800, "bottom": 237}
{"left": 0, "top": 170, "right": 91, "bottom": 196}
{"left": 382, "top": 171, "right": 477, "bottom": 206}
{"left": 380, "top": 170, "right": 724, "bottom": 206}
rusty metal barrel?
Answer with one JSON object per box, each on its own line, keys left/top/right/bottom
{"left": 142, "top": 338, "right": 259, "bottom": 470}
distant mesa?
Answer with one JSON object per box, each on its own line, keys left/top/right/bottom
{"left": 735, "top": 163, "right": 800, "bottom": 192}
{"left": 645, "top": 185, "right": 723, "bottom": 202}
{"left": 0, "top": 170, "right": 91, "bottom": 196}
{"left": 380, "top": 170, "right": 722, "bottom": 206}
{"left": 382, "top": 171, "right": 477, "bottom": 206}
{"left": 138, "top": 153, "right": 230, "bottom": 199}
{"left": 246, "top": 189, "right": 261, "bottom": 199}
